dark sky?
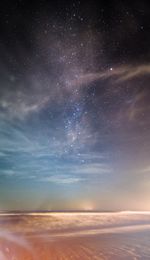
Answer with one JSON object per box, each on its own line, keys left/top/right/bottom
{"left": 0, "top": 0, "right": 150, "bottom": 211}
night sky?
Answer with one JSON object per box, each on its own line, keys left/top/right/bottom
{"left": 0, "top": 0, "right": 150, "bottom": 211}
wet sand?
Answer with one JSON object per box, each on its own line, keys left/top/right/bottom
{"left": 0, "top": 212, "right": 150, "bottom": 259}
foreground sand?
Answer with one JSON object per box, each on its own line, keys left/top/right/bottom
{"left": 0, "top": 212, "right": 150, "bottom": 259}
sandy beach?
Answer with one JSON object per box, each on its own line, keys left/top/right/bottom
{"left": 0, "top": 212, "right": 150, "bottom": 259}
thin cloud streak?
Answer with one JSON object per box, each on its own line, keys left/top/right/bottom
{"left": 0, "top": 63, "right": 150, "bottom": 120}
{"left": 69, "top": 64, "right": 150, "bottom": 87}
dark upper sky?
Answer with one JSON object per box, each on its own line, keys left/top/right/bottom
{"left": 0, "top": 0, "right": 150, "bottom": 211}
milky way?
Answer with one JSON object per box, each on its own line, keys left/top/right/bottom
{"left": 0, "top": 1, "right": 150, "bottom": 210}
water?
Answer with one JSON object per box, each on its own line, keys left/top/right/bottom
{"left": 0, "top": 212, "right": 150, "bottom": 259}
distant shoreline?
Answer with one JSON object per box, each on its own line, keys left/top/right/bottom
{"left": 0, "top": 210, "right": 150, "bottom": 215}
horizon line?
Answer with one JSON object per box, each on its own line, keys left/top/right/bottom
{"left": 0, "top": 210, "right": 150, "bottom": 214}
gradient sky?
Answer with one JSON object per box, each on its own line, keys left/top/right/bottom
{"left": 0, "top": 0, "right": 150, "bottom": 211}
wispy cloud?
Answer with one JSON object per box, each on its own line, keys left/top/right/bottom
{"left": 39, "top": 175, "right": 81, "bottom": 184}
{"left": 72, "top": 163, "right": 111, "bottom": 175}
{"left": 69, "top": 64, "right": 150, "bottom": 88}
{"left": 140, "top": 166, "right": 150, "bottom": 173}
{"left": 0, "top": 56, "right": 150, "bottom": 120}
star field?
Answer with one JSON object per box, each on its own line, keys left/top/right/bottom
{"left": 0, "top": 0, "right": 150, "bottom": 211}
